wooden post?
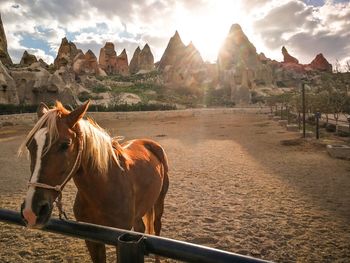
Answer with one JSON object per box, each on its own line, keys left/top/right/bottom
{"left": 302, "top": 83, "right": 306, "bottom": 138}
{"left": 315, "top": 112, "right": 320, "bottom": 139}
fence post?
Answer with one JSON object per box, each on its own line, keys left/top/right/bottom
{"left": 315, "top": 112, "right": 320, "bottom": 139}
{"left": 117, "top": 233, "right": 145, "bottom": 263}
{"left": 301, "top": 83, "right": 306, "bottom": 138}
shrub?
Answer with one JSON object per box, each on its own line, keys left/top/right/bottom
{"left": 92, "top": 85, "right": 110, "bottom": 93}
{"left": 325, "top": 123, "right": 336, "bottom": 132}
{"left": 0, "top": 102, "right": 176, "bottom": 115}
{"left": 89, "top": 102, "right": 176, "bottom": 112}
{"left": 0, "top": 104, "right": 39, "bottom": 115}
{"left": 205, "top": 86, "right": 235, "bottom": 107}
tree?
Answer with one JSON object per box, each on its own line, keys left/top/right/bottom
{"left": 345, "top": 60, "right": 350, "bottom": 73}
{"left": 334, "top": 59, "right": 341, "bottom": 73}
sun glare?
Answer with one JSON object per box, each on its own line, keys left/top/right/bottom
{"left": 174, "top": 1, "right": 247, "bottom": 62}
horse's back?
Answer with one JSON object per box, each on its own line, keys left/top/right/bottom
{"left": 121, "top": 139, "right": 168, "bottom": 172}
{"left": 120, "top": 139, "right": 168, "bottom": 219}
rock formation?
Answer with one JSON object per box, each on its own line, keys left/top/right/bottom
{"left": 84, "top": 49, "right": 99, "bottom": 73}
{"left": 116, "top": 49, "right": 129, "bottom": 76}
{"left": 73, "top": 49, "right": 106, "bottom": 76}
{"left": 0, "top": 61, "right": 18, "bottom": 104}
{"left": 54, "top": 37, "right": 80, "bottom": 69}
{"left": 218, "top": 24, "right": 259, "bottom": 71}
{"left": 138, "top": 44, "right": 154, "bottom": 72}
{"left": 129, "top": 44, "right": 154, "bottom": 74}
{"left": 281, "top": 46, "right": 299, "bottom": 64}
{"left": 11, "top": 63, "right": 77, "bottom": 105}
{"left": 159, "top": 33, "right": 206, "bottom": 94}
{"left": 183, "top": 42, "right": 204, "bottom": 69}
{"left": 38, "top": 58, "right": 49, "bottom": 68}
{"left": 99, "top": 42, "right": 117, "bottom": 75}
{"left": 129, "top": 47, "right": 141, "bottom": 74}
{"left": 309, "top": 53, "right": 332, "bottom": 72}
{"left": 0, "top": 13, "right": 12, "bottom": 65}
{"left": 158, "top": 31, "right": 186, "bottom": 70}
{"left": 217, "top": 24, "right": 261, "bottom": 103}
{"left": 0, "top": 17, "right": 344, "bottom": 108}
{"left": 20, "top": 51, "right": 37, "bottom": 66}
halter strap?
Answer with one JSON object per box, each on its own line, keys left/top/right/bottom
{"left": 27, "top": 132, "right": 84, "bottom": 219}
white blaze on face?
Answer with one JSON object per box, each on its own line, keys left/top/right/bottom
{"left": 23, "top": 127, "right": 47, "bottom": 226}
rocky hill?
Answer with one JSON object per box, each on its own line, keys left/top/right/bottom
{"left": 0, "top": 14, "right": 12, "bottom": 66}
{"left": 0, "top": 13, "right": 344, "bottom": 109}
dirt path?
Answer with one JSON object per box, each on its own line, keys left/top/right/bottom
{"left": 0, "top": 111, "right": 349, "bottom": 262}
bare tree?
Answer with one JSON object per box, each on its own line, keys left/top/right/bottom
{"left": 333, "top": 59, "right": 341, "bottom": 73}
{"left": 345, "top": 60, "right": 350, "bottom": 73}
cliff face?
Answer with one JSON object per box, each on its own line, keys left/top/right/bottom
{"left": 0, "top": 14, "right": 12, "bottom": 65}
{"left": 0, "top": 60, "right": 18, "bottom": 104}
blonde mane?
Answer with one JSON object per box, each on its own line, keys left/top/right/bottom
{"left": 18, "top": 102, "right": 122, "bottom": 174}
{"left": 79, "top": 118, "right": 123, "bottom": 174}
{"left": 18, "top": 108, "right": 61, "bottom": 157}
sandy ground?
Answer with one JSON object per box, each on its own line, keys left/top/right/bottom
{"left": 0, "top": 110, "right": 350, "bottom": 262}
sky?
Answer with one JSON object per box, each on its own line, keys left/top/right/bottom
{"left": 1, "top": 0, "right": 349, "bottom": 69}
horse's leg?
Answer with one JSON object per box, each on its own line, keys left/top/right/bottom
{"left": 154, "top": 171, "right": 169, "bottom": 236}
{"left": 85, "top": 240, "right": 106, "bottom": 263}
{"left": 153, "top": 172, "right": 169, "bottom": 263}
{"left": 133, "top": 217, "right": 145, "bottom": 233}
{"left": 142, "top": 208, "right": 155, "bottom": 235}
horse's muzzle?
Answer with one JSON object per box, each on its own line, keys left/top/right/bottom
{"left": 20, "top": 200, "right": 53, "bottom": 228}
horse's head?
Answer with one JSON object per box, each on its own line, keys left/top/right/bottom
{"left": 20, "top": 101, "right": 90, "bottom": 228}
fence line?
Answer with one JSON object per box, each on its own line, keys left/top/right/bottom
{"left": 0, "top": 208, "right": 270, "bottom": 263}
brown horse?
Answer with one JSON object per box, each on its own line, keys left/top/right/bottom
{"left": 19, "top": 101, "right": 169, "bottom": 262}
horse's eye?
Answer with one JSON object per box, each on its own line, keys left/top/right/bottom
{"left": 60, "top": 141, "right": 71, "bottom": 151}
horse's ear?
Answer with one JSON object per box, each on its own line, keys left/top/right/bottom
{"left": 66, "top": 100, "right": 90, "bottom": 128}
{"left": 37, "top": 102, "right": 49, "bottom": 118}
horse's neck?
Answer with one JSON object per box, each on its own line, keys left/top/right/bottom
{"left": 75, "top": 137, "right": 124, "bottom": 182}
{"left": 73, "top": 156, "right": 123, "bottom": 198}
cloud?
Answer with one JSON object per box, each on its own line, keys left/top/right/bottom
{"left": 1, "top": 0, "right": 349, "bottom": 68}
{"left": 252, "top": 0, "right": 350, "bottom": 65}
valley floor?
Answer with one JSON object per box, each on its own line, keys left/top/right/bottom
{"left": 0, "top": 109, "right": 349, "bottom": 262}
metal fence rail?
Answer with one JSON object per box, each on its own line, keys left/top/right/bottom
{"left": 0, "top": 208, "right": 270, "bottom": 263}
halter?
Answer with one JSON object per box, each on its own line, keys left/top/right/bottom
{"left": 27, "top": 133, "right": 84, "bottom": 220}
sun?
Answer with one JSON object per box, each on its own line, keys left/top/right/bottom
{"left": 173, "top": 1, "right": 248, "bottom": 63}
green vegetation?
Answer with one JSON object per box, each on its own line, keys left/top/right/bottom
{"left": 0, "top": 104, "right": 39, "bottom": 115}
{"left": 266, "top": 71, "right": 350, "bottom": 138}
{"left": 0, "top": 102, "right": 176, "bottom": 115}
{"left": 204, "top": 86, "right": 235, "bottom": 107}
{"left": 89, "top": 102, "right": 176, "bottom": 112}
{"left": 97, "top": 71, "right": 161, "bottom": 82}
{"left": 78, "top": 92, "right": 104, "bottom": 102}
{"left": 92, "top": 85, "right": 110, "bottom": 93}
